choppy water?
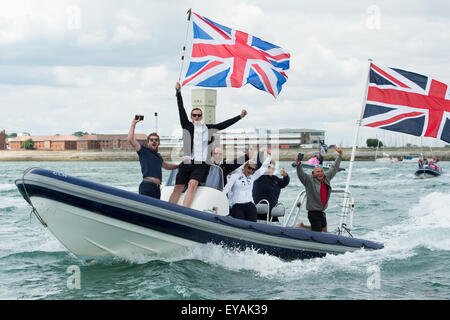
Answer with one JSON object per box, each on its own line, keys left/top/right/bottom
{"left": 1, "top": 160, "right": 449, "bottom": 300}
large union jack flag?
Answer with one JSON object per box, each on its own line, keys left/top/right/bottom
{"left": 362, "top": 63, "right": 450, "bottom": 143}
{"left": 182, "top": 12, "right": 290, "bottom": 98}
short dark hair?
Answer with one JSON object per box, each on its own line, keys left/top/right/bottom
{"left": 191, "top": 108, "right": 203, "bottom": 116}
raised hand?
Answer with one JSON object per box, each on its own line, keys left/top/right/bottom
{"left": 334, "top": 146, "right": 343, "bottom": 157}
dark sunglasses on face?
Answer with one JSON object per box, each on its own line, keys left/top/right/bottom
{"left": 191, "top": 113, "right": 203, "bottom": 118}
{"left": 149, "top": 138, "right": 159, "bottom": 142}
{"left": 246, "top": 166, "right": 256, "bottom": 172}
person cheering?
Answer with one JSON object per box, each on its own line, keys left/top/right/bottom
{"left": 223, "top": 147, "right": 272, "bottom": 222}
{"left": 127, "top": 116, "right": 179, "bottom": 199}
{"left": 294, "top": 146, "right": 343, "bottom": 232}
{"left": 169, "top": 82, "right": 247, "bottom": 208}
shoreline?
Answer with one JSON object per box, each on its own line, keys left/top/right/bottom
{"left": 1, "top": 147, "right": 450, "bottom": 161}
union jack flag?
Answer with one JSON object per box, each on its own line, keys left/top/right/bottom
{"left": 362, "top": 63, "right": 450, "bottom": 143}
{"left": 182, "top": 12, "right": 290, "bottom": 98}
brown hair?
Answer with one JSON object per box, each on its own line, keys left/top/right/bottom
{"left": 147, "top": 132, "right": 160, "bottom": 142}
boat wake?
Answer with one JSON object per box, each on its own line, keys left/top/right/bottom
{"left": 117, "top": 192, "right": 450, "bottom": 281}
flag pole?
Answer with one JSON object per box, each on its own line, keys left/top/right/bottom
{"left": 178, "top": 8, "right": 192, "bottom": 83}
{"left": 338, "top": 58, "right": 372, "bottom": 236}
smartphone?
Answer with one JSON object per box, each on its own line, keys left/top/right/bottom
{"left": 297, "top": 153, "right": 304, "bottom": 161}
{"left": 135, "top": 115, "right": 144, "bottom": 121}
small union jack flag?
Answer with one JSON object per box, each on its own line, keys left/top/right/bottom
{"left": 182, "top": 12, "right": 290, "bottom": 98}
{"left": 362, "top": 63, "right": 450, "bottom": 143}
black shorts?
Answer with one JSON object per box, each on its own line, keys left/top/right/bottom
{"left": 230, "top": 202, "right": 257, "bottom": 222}
{"left": 139, "top": 181, "right": 161, "bottom": 199}
{"left": 308, "top": 211, "right": 327, "bottom": 232}
{"left": 175, "top": 162, "right": 210, "bottom": 185}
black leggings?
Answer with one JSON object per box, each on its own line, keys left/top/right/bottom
{"left": 230, "top": 202, "right": 257, "bottom": 222}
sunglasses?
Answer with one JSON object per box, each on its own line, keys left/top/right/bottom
{"left": 191, "top": 113, "right": 203, "bottom": 118}
{"left": 149, "top": 138, "right": 159, "bottom": 142}
{"left": 246, "top": 166, "right": 256, "bottom": 172}
{"left": 314, "top": 164, "right": 323, "bottom": 167}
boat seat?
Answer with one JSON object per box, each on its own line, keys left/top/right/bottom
{"left": 256, "top": 200, "right": 285, "bottom": 224}
{"left": 271, "top": 203, "right": 285, "bottom": 218}
{"left": 256, "top": 200, "right": 270, "bottom": 215}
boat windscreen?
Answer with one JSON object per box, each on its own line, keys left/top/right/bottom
{"left": 204, "top": 166, "right": 224, "bottom": 191}
{"left": 164, "top": 165, "right": 224, "bottom": 191}
{"left": 165, "top": 169, "right": 178, "bottom": 186}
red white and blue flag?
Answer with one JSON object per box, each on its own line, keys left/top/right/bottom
{"left": 362, "top": 63, "right": 450, "bottom": 143}
{"left": 182, "top": 12, "right": 290, "bottom": 98}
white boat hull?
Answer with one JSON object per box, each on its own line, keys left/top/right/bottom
{"left": 32, "top": 197, "right": 196, "bottom": 257}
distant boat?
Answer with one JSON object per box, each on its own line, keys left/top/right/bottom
{"left": 375, "top": 152, "right": 391, "bottom": 162}
{"left": 403, "top": 153, "right": 423, "bottom": 163}
{"left": 415, "top": 163, "right": 443, "bottom": 178}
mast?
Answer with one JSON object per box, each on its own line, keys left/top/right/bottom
{"left": 338, "top": 59, "right": 372, "bottom": 236}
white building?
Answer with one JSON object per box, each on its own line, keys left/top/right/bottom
{"left": 159, "top": 127, "right": 326, "bottom": 150}
{"left": 219, "top": 128, "right": 325, "bottom": 149}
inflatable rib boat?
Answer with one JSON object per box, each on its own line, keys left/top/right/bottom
{"left": 414, "top": 165, "right": 443, "bottom": 178}
{"left": 15, "top": 168, "right": 383, "bottom": 260}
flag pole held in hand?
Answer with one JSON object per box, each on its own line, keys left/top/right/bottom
{"left": 179, "top": 8, "right": 192, "bottom": 82}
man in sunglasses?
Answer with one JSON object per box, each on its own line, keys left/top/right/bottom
{"left": 223, "top": 148, "right": 272, "bottom": 222}
{"left": 169, "top": 82, "right": 247, "bottom": 208}
{"left": 294, "top": 146, "right": 343, "bottom": 232}
{"left": 128, "top": 116, "right": 179, "bottom": 199}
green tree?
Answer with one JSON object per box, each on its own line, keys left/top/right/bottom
{"left": 366, "top": 138, "right": 383, "bottom": 148}
{"left": 21, "top": 139, "right": 34, "bottom": 150}
{"left": 7, "top": 133, "right": 17, "bottom": 138}
{"left": 73, "top": 131, "right": 89, "bottom": 137}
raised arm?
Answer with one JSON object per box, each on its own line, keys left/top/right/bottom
{"left": 210, "top": 109, "right": 247, "bottom": 131}
{"left": 175, "top": 82, "right": 190, "bottom": 129}
{"left": 253, "top": 154, "right": 272, "bottom": 181}
{"left": 223, "top": 172, "right": 239, "bottom": 195}
{"left": 279, "top": 169, "right": 290, "bottom": 188}
{"left": 295, "top": 154, "right": 308, "bottom": 186}
{"left": 325, "top": 146, "right": 343, "bottom": 181}
{"left": 222, "top": 152, "right": 249, "bottom": 176}
{"left": 127, "top": 116, "right": 142, "bottom": 152}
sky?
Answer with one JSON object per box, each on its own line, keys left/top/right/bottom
{"left": 1, "top": 0, "right": 449, "bottom": 147}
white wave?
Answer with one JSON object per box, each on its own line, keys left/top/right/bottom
{"left": 0, "top": 183, "right": 16, "bottom": 192}
{"left": 361, "top": 191, "right": 450, "bottom": 255}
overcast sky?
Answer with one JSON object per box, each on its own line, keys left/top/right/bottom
{"left": 1, "top": 0, "right": 449, "bottom": 147}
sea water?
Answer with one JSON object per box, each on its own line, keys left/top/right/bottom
{"left": 0, "top": 161, "right": 449, "bottom": 300}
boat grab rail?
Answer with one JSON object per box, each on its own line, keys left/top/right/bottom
{"left": 20, "top": 167, "right": 48, "bottom": 227}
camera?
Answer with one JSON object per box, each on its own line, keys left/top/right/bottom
{"left": 135, "top": 115, "right": 144, "bottom": 121}
{"left": 297, "top": 153, "right": 304, "bottom": 161}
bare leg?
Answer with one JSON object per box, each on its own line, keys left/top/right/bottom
{"left": 182, "top": 179, "right": 199, "bottom": 208}
{"left": 294, "top": 222, "right": 311, "bottom": 229}
{"left": 169, "top": 184, "right": 184, "bottom": 204}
